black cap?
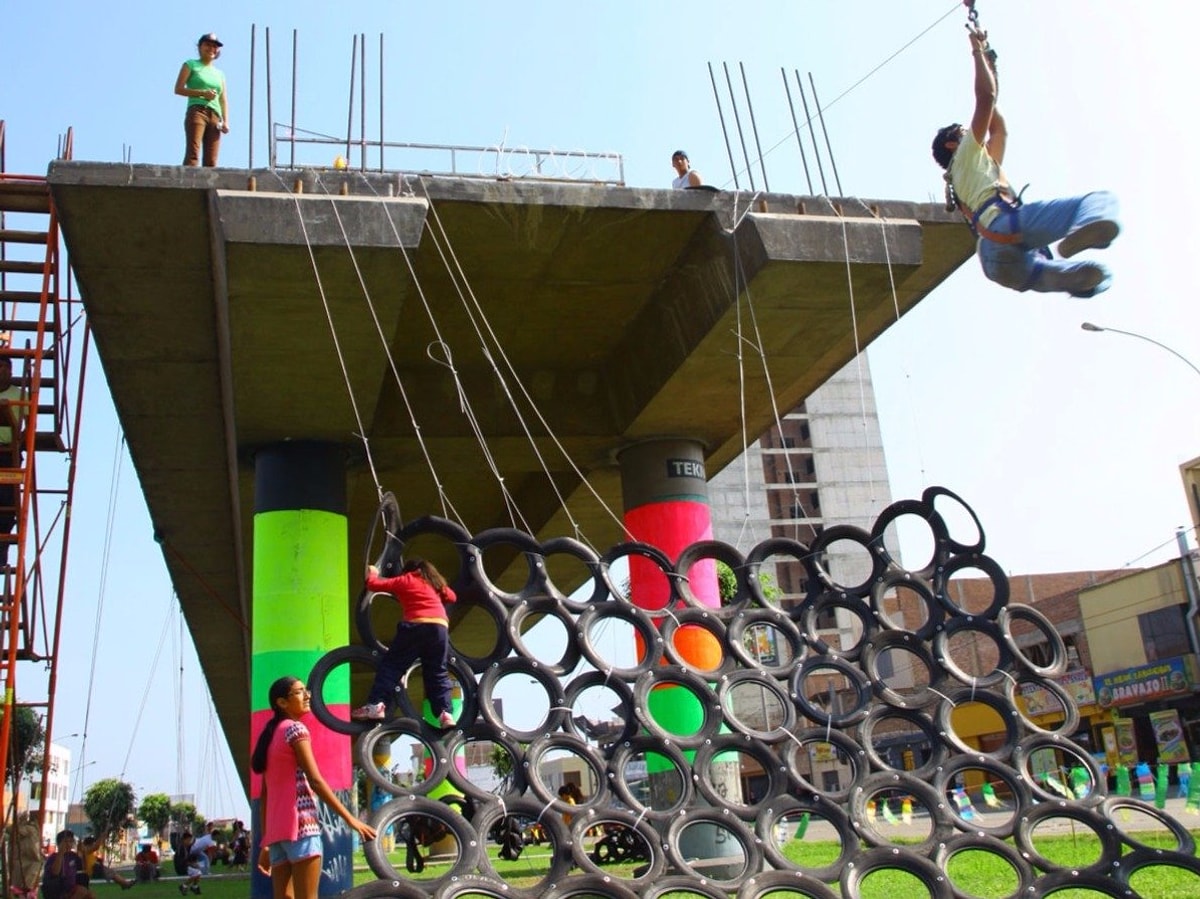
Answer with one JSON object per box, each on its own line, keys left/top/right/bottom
{"left": 198, "top": 33, "right": 223, "bottom": 47}
{"left": 672, "top": 150, "right": 688, "bottom": 160}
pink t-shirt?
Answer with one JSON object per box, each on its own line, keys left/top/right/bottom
{"left": 262, "top": 720, "right": 321, "bottom": 845}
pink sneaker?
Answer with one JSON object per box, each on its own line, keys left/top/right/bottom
{"left": 351, "top": 702, "right": 386, "bottom": 721}
{"left": 438, "top": 710, "right": 456, "bottom": 728}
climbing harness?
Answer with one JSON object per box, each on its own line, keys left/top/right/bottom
{"left": 964, "top": 191, "right": 1023, "bottom": 246}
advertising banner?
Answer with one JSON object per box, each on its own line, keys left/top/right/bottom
{"left": 1149, "top": 709, "right": 1190, "bottom": 764}
{"left": 1113, "top": 718, "right": 1138, "bottom": 767}
{"left": 1094, "top": 656, "right": 1193, "bottom": 709}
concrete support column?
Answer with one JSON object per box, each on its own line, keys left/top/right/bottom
{"left": 250, "top": 441, "right": 352, "bottom": 898}
{"left": 617, "top": 439, "right": 742, "bottom": 860}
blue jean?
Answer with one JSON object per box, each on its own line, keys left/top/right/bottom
{"left": 367, "top": 621, "right": 452, "bottom": 715}
{"left": 978, "top": 191, "right": 1118, "bottom": 298}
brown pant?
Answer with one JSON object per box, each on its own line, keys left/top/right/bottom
{"left": 184, "top": 106, "right": 222, "bottom": 167}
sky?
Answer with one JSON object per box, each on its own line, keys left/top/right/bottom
{"left": 3, "top": 0, "right": 1198, "bottom": 825}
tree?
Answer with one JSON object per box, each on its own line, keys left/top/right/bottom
{"left": 138, "top": 794, "right": 173, "bottom": 841}
{"left": 83, "top": 779, "right": 136, "bottom": 843}
{"left": 172, "top": 801, "right": 200, "bottom": 834}
{"left": 6, "top": 705, "right": 45, "bottom": 783}
{"left": 716, "top": 561, "right": 780, "bottom": 604}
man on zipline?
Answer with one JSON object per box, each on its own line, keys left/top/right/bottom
{"left": 932, "top": 26, "right": 1119, "bottom": 298}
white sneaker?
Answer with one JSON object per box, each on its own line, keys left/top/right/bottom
{"left": 351, "top": 702, "right": 386, "bottom": 721}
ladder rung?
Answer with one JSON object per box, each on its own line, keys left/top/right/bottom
{"left": 0, "top": 230, "right": 49, "bottom": 245}
{"left": 0, "top": 346, "right": 55, "bottom": 360}
{"left": 0, "top": 260, "right": 44, "bottom": 275}
{"left": 0, "top": 319, "right": 51, "bottom": 331}
{"left": 0, "top": 290, "right": 42, "bottom": 303}
{"left": 0, "top": 182, "right": 51, "bottom": 214}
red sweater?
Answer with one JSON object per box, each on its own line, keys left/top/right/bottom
{"left": 365, "top": 570, "right": 456, "bottom": 625}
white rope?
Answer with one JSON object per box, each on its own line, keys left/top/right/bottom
{"left": 414, "top": 178, "right": 632, "bottom": 545}
{"left": 729, "top": 191, "right": 755, "bottom": 552}
{"left": 286, "top": 184, "right": 384, "bottom": 505}
{"left": 729, "top": 247, "right": 820, "bottom": 543}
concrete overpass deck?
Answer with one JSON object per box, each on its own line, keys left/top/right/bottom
{"left": 47, "top": 161, "right": 973, "bottom": 782}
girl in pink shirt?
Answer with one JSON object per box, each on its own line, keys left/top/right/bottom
{"left": 351, "top": 558, "right": 458, "bottom": 727}
{"left": 252, "top": 676, "right": 375, "bottom": 899}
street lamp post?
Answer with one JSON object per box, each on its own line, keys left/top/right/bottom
{"left": 1081, "top": 321, "right": 1200, "bottom": 658}
{"left": 1080, "top": 322, "right": 1200, "bottom": 380}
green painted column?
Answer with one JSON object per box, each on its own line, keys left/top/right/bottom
{"left": 250, "top": 441, "right": 352, "bottom": 897}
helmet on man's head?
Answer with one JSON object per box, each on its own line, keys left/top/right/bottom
{"left": 931, "top": 123, "right": 962, "bottom": 170}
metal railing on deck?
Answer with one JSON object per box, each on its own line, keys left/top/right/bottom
{"left": 270, "top": 124, "right": 625, "bottom": 186}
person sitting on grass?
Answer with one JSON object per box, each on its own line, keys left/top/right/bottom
{"left": 80, "top": 835, "right": 135, "bottom": 890}
{"left": 42, "top": 831, "right": 97, "bottom": 899}
{"left": 134, "top": 844, "right": 160, "bottom": 882}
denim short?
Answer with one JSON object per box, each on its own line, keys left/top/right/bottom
{"left": 268, "top": 834, "right": 322, "bottom": 866}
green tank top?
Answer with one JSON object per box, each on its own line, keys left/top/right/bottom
{"left": 184, "top": 59, "right": 224, "bottom": 119}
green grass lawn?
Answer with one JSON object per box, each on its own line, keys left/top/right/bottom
{"left": 91, "top": 829, "right": 1200, "bottom": 898}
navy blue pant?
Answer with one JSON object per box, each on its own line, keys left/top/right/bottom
{"left": 367, "top": 621, "right": 452, "bottom": 716}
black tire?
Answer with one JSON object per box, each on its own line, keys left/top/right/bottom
{"left": 662, "top": 809, "right": 762, "bottom": 891}
{"left": 716, "top": 669, "right": 797, "bottom": 743}
{"left": 744, "top": 536, "right": 812, "bottom": 611}
{"left": 1012, "top": 799, "right": 1119, "bottom": 876}
{"left": 933, "top": 552, "right": 1008, "bottom": 620}
{"left": 869, "top": 498, "right": 948, "bottom": 577}
{"left": 850, "top": 772, "right": 955, "bottom": 858}
{"left": 539, "top": 535, "right": 605, "bottom": 612}
{"left": 354, "top": 718, "right": 448, "bottom": 798}
{"left": 472, "top": 796, "right": 573, "bottom": 892}
{"left": 807, "top": 524, "right": 884, "bottom": 596}
{"left": 869, "top": 570, "right": 944, "bottom": 642}
{"left": 756, "top": 794, "right": 857, "bottom": 883}
{"left": 859, "top": 627, "right": 942, "bottom": 709}
{"left": 600, "top": 541, "right": 680, "bottom": 617}
{"left": 855, "top": 705, "right": 947, "bottom": 782}
{"left": 922, "top": 485, "right": 986, "bottom": 555}
{"left": 931, "top": 752, "right": 1032, "bottom": 839}
{"left": 725, "top": 607, "right": 806, "bottom": 678}
{"left": 506, "top": 595, "right": 582, "bottom": 676}
{"left": 632, "top": 665, "right": 724, "bottom": 750}
{"left": 561, "top": 670, "right": 638, "bottom": 753}
{"left": 464, "top": 526, "right": 543, "bottom": 604}
{"left": 476, "top": 656, "right": 568, "bottom": 741}
{"left": 575, "top": 601, "right": 664, "bottom": 681}
{"left": 674, "top": 539, "right": 750, "bottom": 618}
{"left": 736, "top": 870, "right": 841, "bottom": 899}
{"left": 658, "top": 606, "right": 736, "bottom": 677}
{"left": 567, "top": 808, "right": 665, "bottom": 886}
{"left": 363, "top": 795, "right": 481, "bottom": 888}
{"left": 307, "top": 644, "right": 384, "bottom": 737}
{"left": 839, "top": 846, "right": 953, "bottom": 899}
{"left": 790, "top": 655, "right": 872, "bottom": 728}
{"left": 606, "top": 735, "right": 694, "bottom": 821}
{"left": 934, "top": 833, "right": 1036, "bottom": 899}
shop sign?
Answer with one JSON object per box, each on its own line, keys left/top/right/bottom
{"left": 1149, "top": 709, "right": 1190, "bottom": 764}
{"left": 1018, "top": 668, "right": 1098, "bottom": 715}
{"left": 1057, "top": 668, "right": 1097, "bottom": 708}
{"left": 1093, "top": 656, "right": 1194, "bottom": 709}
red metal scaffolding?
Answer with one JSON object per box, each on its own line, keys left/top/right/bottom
{"left": 0, "top": 120, "right": 91, "bottom": 843}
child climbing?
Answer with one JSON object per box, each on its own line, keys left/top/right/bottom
{"left": 351, "top": 558, "right": 458, "bottom": 728}
{"left": 931, "top": 16, "right": 1119, "bottom": 298}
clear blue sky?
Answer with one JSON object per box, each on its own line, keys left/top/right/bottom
{"left": 3, "top": 0, "right": 1197, "bottom": 823}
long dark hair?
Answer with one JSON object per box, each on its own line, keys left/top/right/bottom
{"left": 404, "top": 558, "right": 450, "bottom": 601}
{"left": 250, "top": 675, "right": 298, "bottom": 774}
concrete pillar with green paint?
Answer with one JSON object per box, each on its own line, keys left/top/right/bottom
{"left": 250, "top": 441, "right": 353, "bottom": 897}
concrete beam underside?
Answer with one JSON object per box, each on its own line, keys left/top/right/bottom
{"left": 48, "top": 161, "right": 973, "bottom": 785}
